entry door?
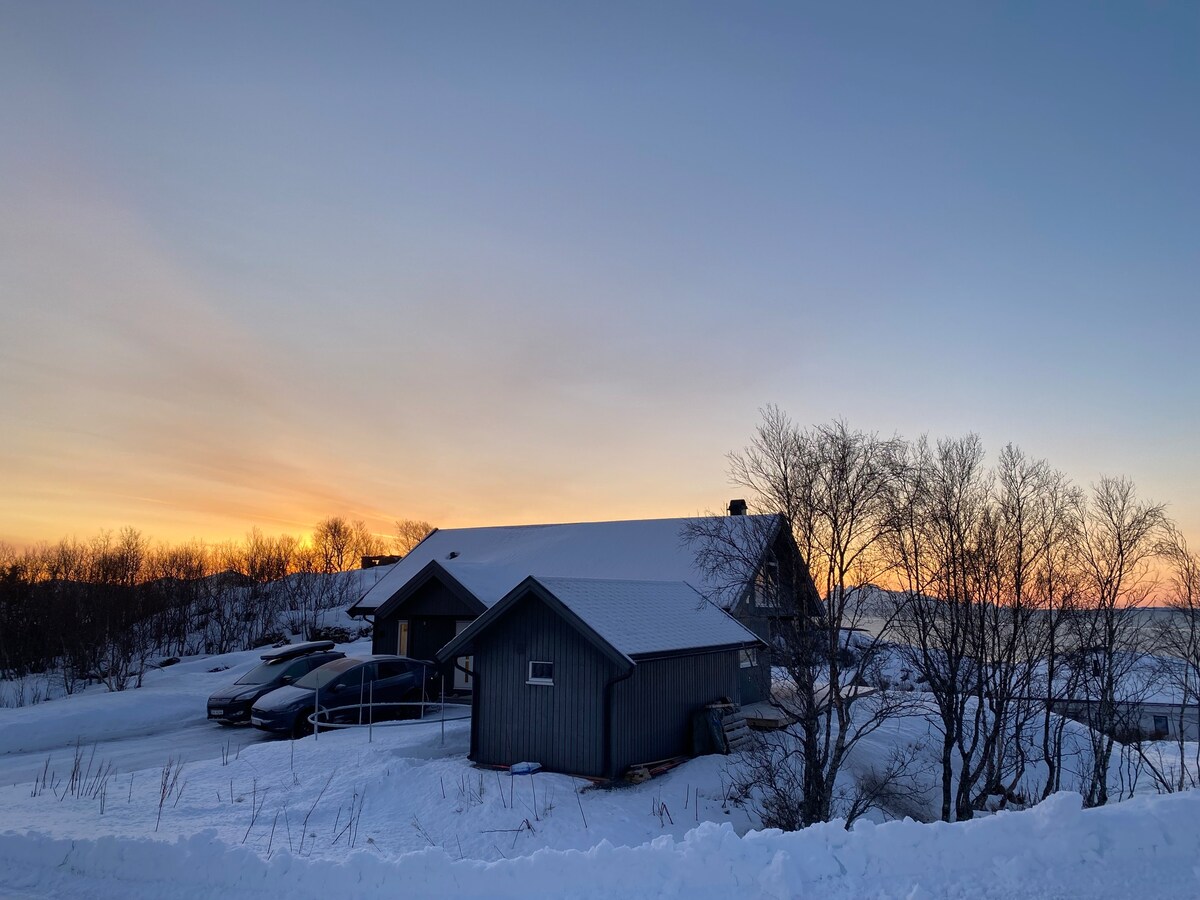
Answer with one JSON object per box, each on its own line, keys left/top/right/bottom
{"left": 395, "top": 620, "right": 409, "bottom": 657}
{"left": 454, "top": 619, "right": 473, "bottom": 691}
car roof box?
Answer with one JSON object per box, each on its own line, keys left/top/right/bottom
{"left": 260, "top": 640, "right": 336, "bottom": 661}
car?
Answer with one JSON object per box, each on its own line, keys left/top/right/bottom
{"left": 206, "top": 641, "right": 345, "bottom": 725}
{"left": 250, "top": 654, "right": 438, "bottom": 738}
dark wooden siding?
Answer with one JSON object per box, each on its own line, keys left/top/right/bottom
{"left": 408, "top": 616, "right": 457, "bottom": 662}
{"left": 399, "top": 580, "right": 479, "bottom": 618}
{"left": 734, "top": 613, "right": 770, "bottom": 703}
{"left": 372, "top": 617, "right": 398, "bottom": 656}
{"left": 373, "top": 577, "right": 481, "bottom": 665}
{"left": 609, "top": 650, "right": 741, "bottom": 775}
{"left": 472, "top": 594, "right": 615, "bottom": 776}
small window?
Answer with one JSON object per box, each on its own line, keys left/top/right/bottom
{"left": 1153, "top": 715, "right": 1170, "bottom": 737}
{"left": 284, "top": 658, "right": 318, "bottom": 679}
{"left": 527, "top": 661, "right": 554, "bottom": 685}
{"left": 740, "top": 648, "right": 758, "bottom": 668}
{"left": 377, "top": 660, "right": 412, "bottom": 680}
{"left": 396, "top": 620, "right": 409, "bottom": 657}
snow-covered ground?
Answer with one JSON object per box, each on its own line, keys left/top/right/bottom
{"left": 0, "top": 650, "right": 286, "bottom": 787}
{"left": 2, "top": 640, "right": 1200, "bottom": 898}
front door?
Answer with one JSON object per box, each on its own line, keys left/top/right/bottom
{"left": 453, "top": 619, "right": 473, "bottom": 692}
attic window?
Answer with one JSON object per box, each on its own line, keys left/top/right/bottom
{"left": 527, "top": 661, "right": 554, "bottom": 685}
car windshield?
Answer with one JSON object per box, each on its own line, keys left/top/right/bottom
{"left": 293, "top": 658, "right": 359, "bottom": 690}
{"left": 234, "top": 660, "right": 284, "bottom": 685}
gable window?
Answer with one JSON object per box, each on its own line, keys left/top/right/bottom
{"left": 740, "top": 648, "right": 758, "bottom": 668}
{"left": 755, "top": 557, "right": 781, "bottom": 609}
{"left": 527, "top": 661, "right": 554, "bottom": 685}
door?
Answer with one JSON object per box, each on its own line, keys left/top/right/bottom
{"left": 454, "top": 619, "right": 473, "bottom": 692}
{"left": 396, "top": 620, "right": 409, "bottom": 657}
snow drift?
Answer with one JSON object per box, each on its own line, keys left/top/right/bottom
{"left": 3, "top": 790, "right": 1197, "bottom": 899}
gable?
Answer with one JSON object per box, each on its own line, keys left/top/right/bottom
{"left": 373, "top": 561, "right": 486, "bottom": 621}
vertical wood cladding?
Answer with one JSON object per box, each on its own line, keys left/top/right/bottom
{"left": 373, "top": 576, "right": 481, "bottom": 668}
{"left": 608, "top": 650, "right": 741, "bottom": 775}
{"left": 372, "top": 618, "right": 398, "bottom": 656}
{"left": 473, "top": 594, "right": 615, "bottom": 776}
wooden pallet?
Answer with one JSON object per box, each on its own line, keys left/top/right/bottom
{"left": 722, "top": 711, "right": 754, "bottom": 752}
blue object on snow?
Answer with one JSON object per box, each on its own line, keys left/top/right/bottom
{"left": 510, "top": 762, "right": 542, "bottom": 775}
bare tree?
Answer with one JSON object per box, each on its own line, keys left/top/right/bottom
{"left": 1021, "top": 466, "right": 1085, "bottom": 800}
{"left": 884, "top": 434, "right": 996, "bottom": 822}
{"left": 394, "top": 519, "right": 434, "bottom": 557}
{"left": 1137, "top": 526, "right": 1200, "bottom": 792}
{"left": 311, "top": 517, "right": 386, "bottom": 573}
{"left": 704, "top": 409, "right": 916, "bottom": 827}
{"left": 1072, "top": 476, "right": 1167, "bottom": 807}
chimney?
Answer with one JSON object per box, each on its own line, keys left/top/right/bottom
{"left": 727, "top": 499, "right": 748, "bottom": 516}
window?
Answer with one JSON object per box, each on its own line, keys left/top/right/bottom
{"left": 527, "top": 661, "right": 554, "bottom": 685}
{"left": 739, "top": 648, "right": 758, "bottom": 669}
{"left": 293, "top": 657, "right": 357, "bottom": 690}
{"left": 1153, "top": 715, "right": 1170, "bottom": 737}
{"left": 755, "top": 557, "right": 781, "bottom": 609}
{"left": 396, "top": 620, "right": 409, "bottom": 657}
{"left": 284, "top": 658, "right": 318, "bottom": 680}
{"left": 377, "top": 660, "right": 412, "bottom": 680}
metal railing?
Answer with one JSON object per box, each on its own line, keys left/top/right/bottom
{"left": 307, "top": 679, "right": 469, "bottom": 744}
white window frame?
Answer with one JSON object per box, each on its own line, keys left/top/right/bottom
{"left": 739, "top": 648, "right": 758, "bottom": 668}
{"left": 396, "top": 620, "right": 409, "bottom": 657}
{"left": 527, "top": 660, "right": 554, "bottom": 685}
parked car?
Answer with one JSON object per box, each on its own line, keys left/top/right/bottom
{"left": 206, "top": 641, "right": 344, "bottom": 725}
{"left": 250, "top": 655, "right": 438, "bottom": 738}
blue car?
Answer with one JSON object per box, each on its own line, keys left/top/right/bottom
{"left": 250, "top": 655, "right": 438, "bottom": 738}
{"left": 207, "top": 641, "right": 344, "bottom": 725}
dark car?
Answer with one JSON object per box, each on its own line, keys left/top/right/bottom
{"left": 207, "top": 641, "right": 345, "bottom": 725}
{"left": 250, "top": 654, "right": 438, "bottom": 737}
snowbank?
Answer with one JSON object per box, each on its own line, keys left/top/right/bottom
{"left": 2, "top": 790, "right": 1197, "bottom": 899}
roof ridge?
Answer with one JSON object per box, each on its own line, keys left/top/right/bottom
{"left": 419, "top": 513, "right": 780, "bottom": 532}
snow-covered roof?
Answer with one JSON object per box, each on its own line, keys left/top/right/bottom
{"left": 351, "top": 515, "right": 781, "bottom": 615}
{"left": 534, "top": 577, "right": 762, "bottom": 659}
{"left": 440, "top": 576, "right": 763, "bottom": 666}
{"left": 1037, "top": 651, "right": 1195, "bottom": 706}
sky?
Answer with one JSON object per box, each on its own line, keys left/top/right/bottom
{"left": 0, "top": 2, "right": 1197, "bottom": 548}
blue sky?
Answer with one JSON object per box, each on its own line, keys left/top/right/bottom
{"left": 1, "top": 2, "right": 1196, "bottom": 544}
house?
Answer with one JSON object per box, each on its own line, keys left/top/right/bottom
{"left": 348, "top": 512, "right": 821, "bottom": 703}
{"left": 1048, "top": 698, "right": 1200, "bottom": 743}
{"left": 435, "top": 576, "right": 765, "bottom": 778}
{"left": 1044, "top": 651, "right": 1200, "bottom": 743}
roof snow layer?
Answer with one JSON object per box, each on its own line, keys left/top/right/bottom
{"left": 352, "top": 515, "right": 780, "bottom": 614}
{"left": 531, "top": 577, "right": 762, "bottom": 659}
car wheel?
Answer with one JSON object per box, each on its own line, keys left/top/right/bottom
{"left": 292, "top": 709, "right": 315, "bottom": 739}
{"left": 401, "top": 688, "right": 424, "bottom": 720}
